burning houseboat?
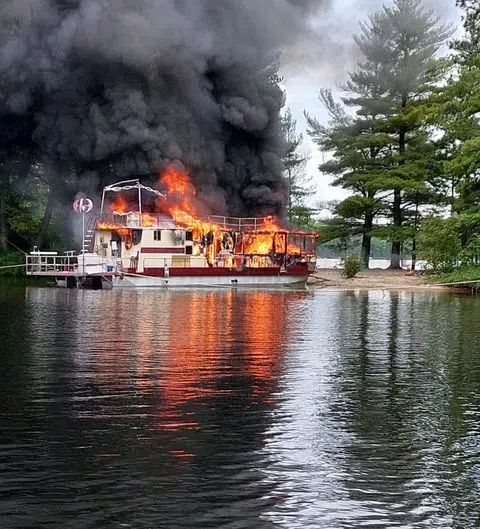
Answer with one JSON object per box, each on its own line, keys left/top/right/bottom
{"left": 26, "top": 168, "right": 318, "bottom": 288}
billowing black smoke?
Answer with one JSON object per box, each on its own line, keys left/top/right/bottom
{"left": 0, "top": 0, "right": 324, "bottom": 216}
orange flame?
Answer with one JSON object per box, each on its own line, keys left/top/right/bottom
{"left": 158, "top": 167, "right": 296, "bottom": 265}
{"left": 102, "top": 194, "right": 160, "bottom": 228}
{"left": 96, "top": 165, "right": 316, "bottom": 267}
{"left": 158, "top": 166, "right": 219, "bottom": 241}
{"left": 243, "top": 233, "right": 274, "bottom": 255}
{"left": 96, "top": 222, "right": 131, "bottom": 238}
{"left": 140, "top": 213, "right": 158, "bottom": 227}
{"left": 287, "top": 243, "right": 301, "bottom": 255}
{"left": 111, "top": 194, "right": 129, "bottom": 215}
{"left": 161, "top": 165, "right": 197, "bottom": 197}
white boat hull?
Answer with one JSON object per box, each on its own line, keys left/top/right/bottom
{"left": 111, "top": 273, "right": 308, "bottom": 289}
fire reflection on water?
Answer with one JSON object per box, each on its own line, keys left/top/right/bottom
{"left": 54, "top": 289, "right": 305, "bottom": 462}
{"left": 157, "top": 290, "right": 289, "bottom": 434}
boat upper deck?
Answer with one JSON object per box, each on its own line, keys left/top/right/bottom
{"left": 94, "top": 212, "right": 299, "bottom": 233}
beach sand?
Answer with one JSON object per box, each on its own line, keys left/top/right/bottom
{"left": 307, "top": 268, "right": 447, "bottom": 291}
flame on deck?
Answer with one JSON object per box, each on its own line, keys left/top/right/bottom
{"left": 97, "top": 166, "right": 313, "bottom": 264}
{"left": 158, "top": 166, "right": 231, "bottom": 243}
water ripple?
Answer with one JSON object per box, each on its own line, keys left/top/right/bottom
{"left": 0, "top": 287, "right": 479, "bottom": 528}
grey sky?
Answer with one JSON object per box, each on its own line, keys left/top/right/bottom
{"left": 280, "top": 0, "right": 461, "bottom": 204}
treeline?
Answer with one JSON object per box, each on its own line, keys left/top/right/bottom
{"left": 298, "top": 0, "right": 480, "bottom": 273}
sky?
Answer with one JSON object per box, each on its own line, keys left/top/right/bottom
{"left": 279, "top": 0, "right": 462, "bottom": 206}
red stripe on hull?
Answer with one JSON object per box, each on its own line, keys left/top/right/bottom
{"left": 141, "top": 247, "right": 185, "bottom": 254}
{"left": 141, "top": 263, "right": 309, "bottom": 277}
{"left": 143, "top": 267, "right": 280, "bottom": 277}
{"left": 285, "top": 263, "right": 310, "bottom": 275}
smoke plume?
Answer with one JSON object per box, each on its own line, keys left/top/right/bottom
{"left": 0, "top": 0, "right": 327, "bottom": 216}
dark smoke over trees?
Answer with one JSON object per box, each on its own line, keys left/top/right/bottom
{"left": 0, "top": 0, "right": 326, "bottom": 220}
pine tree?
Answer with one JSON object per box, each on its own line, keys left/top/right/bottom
{"left": 306, "top": 89, "right": 391, "bottom": 268}
{"left": 381, "top": 0, "right": 452, "bottom": 267}
{"left": 281, "top": 109, "right": 316, "bottom": 227}
{"left": 307, "top": 0, "right": 452, "bottom": 268}
{"left": 454, "top": 1, "right": 480, "bottom": 58}
{"left": 414, "top": 1, "right": 480, "bottom": 272}
{"left": 441, "top": 1, "right": 480, "bottom": 214}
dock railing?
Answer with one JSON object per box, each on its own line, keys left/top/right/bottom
{"left": 26, "top": 253, "right": 113, "bottom": 277}
{"left": 26, "top": 253, "right": 79, "bottom": 276}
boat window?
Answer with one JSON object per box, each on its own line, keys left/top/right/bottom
{"left": 154, "top": 230, "right": 162, "bottom": 241}
{"left": 132, "top": 229, "right": 142, "bottom": 246}
{"left": 185, "top": 246, "right": 193, "bottom": 255}
{"left": 185, "top": 231, "right": 193, "bottom": 241}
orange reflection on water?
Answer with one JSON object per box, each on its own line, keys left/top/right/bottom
{"left": 156, "top": 291, "right": 289, "bottom": 431}
{"left": 85, "top": 290, "right": 295, "bottom": 436}
{"left": 156, "top": 291, "right": 229, "bottom": 431}
{"left": 87, "top": 295, "right": 164, "bottom": 393}
{"left": 238, "top": 292, "right": 287, "bottom": 399}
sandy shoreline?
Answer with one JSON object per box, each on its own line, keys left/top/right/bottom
{"left": 307, "top": 268, "right": 447, "bottom": 291}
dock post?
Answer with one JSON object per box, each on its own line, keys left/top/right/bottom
{"left": 82, "top": 211, "right": 85, "bottom": 276}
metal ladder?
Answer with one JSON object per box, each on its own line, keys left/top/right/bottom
{"left": 82, "top": 215, "right": 99, "bottom": 253}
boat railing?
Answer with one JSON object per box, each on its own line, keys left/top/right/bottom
{"left": 96, "top": 213, "right": 176, "bottom": 229}
{"left": 207, "top": 216, "right": 276, "bottom": 231}
{"left": 26, "top": 253, "right": 78, "bottom": 275}
{"left": 143, "top": 257, "right": 196, "bottom": 269}
{"left": 95, "top": 213, "right": 284, "bottom": 232}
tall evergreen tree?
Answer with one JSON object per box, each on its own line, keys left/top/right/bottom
{"left": 306, "top": 89, "right": 391, "bottom": 268}
{"left": 381, "top": 0, "right": 452, "bottom": 267}
{"left": 281, "top": 109, "right": 315, "bottom": 227}
{"left": 307, "top": 0, "right": 452, "bottom": 268}
{"left": 440, "top": 1, "right": 480, "bottom": 214}
{"left": 416, "top": 1, "right": 480, "bottom": 272}
{"left": 454, "top": 1, "right": 480, "bottom": 57}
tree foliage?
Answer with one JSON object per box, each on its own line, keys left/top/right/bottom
{"left": 418, "top": 213, "right": 480, "bottom": 272}
{"left": 412, "top": 1, "right": 480, "bottom": 278}
{"left": 307, "top": 0, "right": 452, "bottom": 269}
{"left": 0, "top": 153, "right": 62, "bottom": 255}
{"left": 417, "top": 216, "right": 461, "bottom": 272}
{"left": 281, "top": 109, "right": 316, "bottom": 227}
{"left": 436, "top": 0, "right": 480, "bottom": 216}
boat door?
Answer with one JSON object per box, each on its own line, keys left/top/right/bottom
{"left": 111, "top": 232, "right": 122, "bottom": 259}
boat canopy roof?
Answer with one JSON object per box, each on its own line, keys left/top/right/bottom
{"left": 100, "top": 179, "right": 166, "bottom": 215}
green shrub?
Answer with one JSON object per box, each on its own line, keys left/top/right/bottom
{"left": 417, "top": 216, "right": 461, "bottom": 272}
{"left": 340, "top": 255, "right": 362, "bottom": 278}
{"left": 438, "top": 266, "right": 480, "bottom": 284}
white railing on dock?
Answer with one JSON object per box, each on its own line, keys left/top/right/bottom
{"left": 26, "top": 254, "right": 78, "bottom": 275}
{"left": 26, "top": 254, "right": 112, "bottom": 276}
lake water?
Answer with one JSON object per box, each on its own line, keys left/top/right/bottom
{"left": 1, "top": 285, "right": 480, "bottom": 528}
